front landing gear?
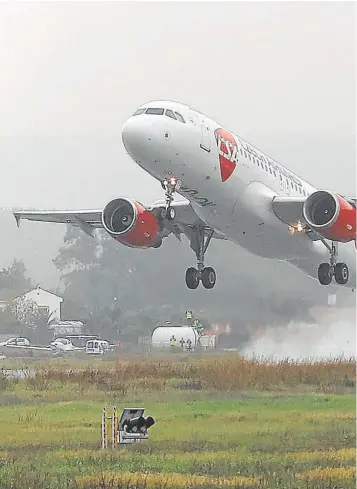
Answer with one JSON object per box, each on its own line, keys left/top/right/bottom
{"left": 160, "top": 177, "right": 180, "bottom": 221}
{"left": 185, "top": 226, "right": 216, "bottom": 289}
{"left": 318, "top": 241, "right": 349, "bottom": 286}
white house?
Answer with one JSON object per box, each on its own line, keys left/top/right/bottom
{"left": 16, "top": 285, "right": 63, "bottom": 322}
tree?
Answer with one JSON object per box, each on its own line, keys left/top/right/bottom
{"left": 0, "top": 259, "right": 32, "bottom": 293}
{"left": 9, "top": 297, "right": 56, "bottom": 343}
{"left": 0, "top": 307, "right": 21, "bottom": 335}
{"left": 53, "top": 224, "right": 332, "bottom": 345}
{"left": 53, "top": 225, "right": 100, "bottom": 277}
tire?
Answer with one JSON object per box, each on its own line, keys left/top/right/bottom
{"left": 152, "top": 238, "right": 162, "bottom": 249}
{"left": 334, "top": 262, "right": 349, "bottom": 285}
{"left": 318, "top": 263, "right": 332, "bottom": 285}
{"left": 185, "top": 267, "right": 200, "bottom": 289}
{"left": 201, "top": 267, "right": 216, "bottom": 289}
{"left": 167, "top": 207, "right": 176, "bottom": 221}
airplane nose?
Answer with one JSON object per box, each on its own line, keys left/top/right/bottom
{"left": 122, "top": 114, "right": 156, "bottom": 162}
{"left": 122, "top": 117, "right": 139, "bottom": 156}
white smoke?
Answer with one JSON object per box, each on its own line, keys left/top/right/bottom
{"left": 241, "top": 309, "right": 356, "bottom": 361}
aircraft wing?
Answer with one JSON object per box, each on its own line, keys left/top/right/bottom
{"left": 272, "top": 196, "right": 308, "bottom": 227}
{"left": 13, "top": 199, "right": 227, "bottom": 241}
{"left": 4, "top": 344, "right": 53, "bottom": 351}
{"left": 13, "top": 209, "right": 103, "bottom": 237}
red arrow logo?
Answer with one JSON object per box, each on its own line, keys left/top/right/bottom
{"left": 214, "top": 128, "right": 238, "bottom": 182}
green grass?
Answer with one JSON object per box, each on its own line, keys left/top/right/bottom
{"left": 0, "top": 355, "right": 355, "bottom": 488}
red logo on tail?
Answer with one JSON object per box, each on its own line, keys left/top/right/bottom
{"left": 214, "top": 128, "right": 238, "bottom": 182}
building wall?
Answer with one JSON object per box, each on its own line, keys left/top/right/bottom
{"left": 21, "top": 287, "right": 63, "bottom": 321}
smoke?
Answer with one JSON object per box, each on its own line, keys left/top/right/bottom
{"left": 241, "top": 309, "right": 356, "bottom": 361}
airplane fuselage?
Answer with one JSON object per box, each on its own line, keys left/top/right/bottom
{"left": 122, "top": 100, "right": 356, "bottom": 288}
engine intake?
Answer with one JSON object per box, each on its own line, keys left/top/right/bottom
{"left": 102, "top": 198, "right": 160, "bottom": 248}
{"left": 303, "top": 190, "right": 356, "bottom": 242}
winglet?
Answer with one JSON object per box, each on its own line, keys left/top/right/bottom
{"left": 13, "top": 213, "right": 21, "bottom": 228}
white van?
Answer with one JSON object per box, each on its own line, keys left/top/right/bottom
{"left": 85, "top": 339, "right": 110, "bottom": 355}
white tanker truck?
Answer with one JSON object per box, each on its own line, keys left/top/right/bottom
{"left": 151, "top": 325, "right": 199, "bottom": 350}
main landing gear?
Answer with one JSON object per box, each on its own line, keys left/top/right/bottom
{"left": 160, "top": 177, "right": 180, "bottom": 221}
{"left": 159, "top": 177, "right": 217, "bottom": 290}
{"left": 185, "top": 226, "right": 216, "bottom": 289}
{"left": 318, "top": 241, "right": 349, "bottom": 286}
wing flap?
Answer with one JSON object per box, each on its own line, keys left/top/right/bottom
{"left": 272, "top": 196, "right": 307, "bottom": 227}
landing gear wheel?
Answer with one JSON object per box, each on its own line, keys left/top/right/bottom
{"left": 167, "top": 207, "right": 176, "bottom": 221}
{"left": 160, "top": 206, "right": 175, "bottom": 220}
{"left": 334, "top": 262, "right": 349, "bottom": 285}
{"left": 318, "top": 263, "right": 333, "bottom": 285}
{"left": 160, "top": 177, "right": 180, "bottom": 220}
{"left": 201, "top": 267, "right": 216, "bottom": 289}
{"left": 185, "top": 267, "right": 200, "bottom": 289}
{"left": 152, "top": 238, "right": 162, "bottom": 249}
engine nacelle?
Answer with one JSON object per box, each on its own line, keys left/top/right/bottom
{"left": 302, "top": 190, "right": 356, "bottom": 242}
{"left": 101, "top": 198, "right": 161, "bottom": 248}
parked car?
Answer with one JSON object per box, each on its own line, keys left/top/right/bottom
{"left": 85, "top": 339, "right": 111, "bottom": 355}
{"left": 0, "top": 337, "right": 30, "bottom": 347}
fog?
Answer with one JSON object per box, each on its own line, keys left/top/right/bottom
{"left": 0, "top": 2, "right": 355, "bottom": 324}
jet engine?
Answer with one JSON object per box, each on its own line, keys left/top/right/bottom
{"left": 101, "top": 198, "right": 161, "bottom": 248}
{"left": 302, "top": 190, "right": 356, "bottom": 242}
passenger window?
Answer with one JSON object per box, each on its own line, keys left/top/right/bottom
{"left": 269, "top": 168, "right": 272, "bottom": 174}
{"left": 175, "top": 112, "right": 186, "bottom": 123}
{"left": 265, "top": 165, "right": 268, "bottom": 172}
{"left": 240, "top": 148, "right": 243, "bottom": 155}
{"left": 273, "top": 170, "right": 276, "bottom": 177}
{"left": 133, "top": 108, "right": 145, "bottom": 116}
{"left": 165, "top": 109, "right": 177, "bottom": 120}
{"left": 248, "top": 154, "right": 251, "bottom": 161}
{"left": 244, "top": 151, "right": 247, "bottom": 158}
{"left": 145, "top": 108, "right": 164, "bottom": 115}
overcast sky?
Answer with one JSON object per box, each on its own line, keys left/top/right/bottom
{"left": 0, "top": 1, "right": 355, "bottom": 211}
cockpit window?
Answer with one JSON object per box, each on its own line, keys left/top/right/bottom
{"left": 132, "top": 108, "right": 145, "bottom": 116}
{"left": 175, "top": 112, "right": 186, "bottom": 123}
{"left": 145, "top": 108, "right": 164, "bottom": 115}
{"left": 165, "top": 109, "right": 177, "bottom": 120}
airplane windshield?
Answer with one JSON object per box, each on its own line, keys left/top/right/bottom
{"left": 175, "top": 112, "right": 186, "bottom": 123}
{"left": 132, "top": 108, "right": 146, "bottom": 116}
{"left": 165, "top": 109, "right": 176, "bottom": 120}
{"left": 133, "top": 107, "right": 186, "bottom": 122}
{"left": 145, "top": 108, "right": 164, "bottom": 115}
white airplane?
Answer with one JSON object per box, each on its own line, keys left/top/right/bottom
{"left": 49, "top": 338, "right": 84, "bottom": 353}
{"left": 13, "top": 101, "right": 356, "bottom": 290}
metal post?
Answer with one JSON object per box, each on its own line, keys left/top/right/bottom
{"left": 112, "top": 406, "right": 118, "bottom": 449}
{"left": 101, "top": 407, "right": 107, "bottom": 449}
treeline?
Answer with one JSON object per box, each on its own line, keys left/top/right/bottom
{"left": 52, "top": 225, "right": 334, "bottom": 343}
{"left": 0, "top": 224, "right": 350, "bottom": 346}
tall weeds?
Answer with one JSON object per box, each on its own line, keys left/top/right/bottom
{"left": 25, "top": 354, "right": 355, "bottom": 392}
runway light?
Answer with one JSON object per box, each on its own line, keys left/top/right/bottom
{"left": 124, "top": 415, "right": 155, "bottom": 433}
{"left": 297, "top": 221, "right": 303, "bottom": 232}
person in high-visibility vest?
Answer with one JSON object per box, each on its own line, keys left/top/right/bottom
{"left": 170, "top": 335, "right": 177, "bottom": 347}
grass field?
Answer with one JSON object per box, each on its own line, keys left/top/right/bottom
{"left": 0, "top": 354, "right": 355, "bottom": 488}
